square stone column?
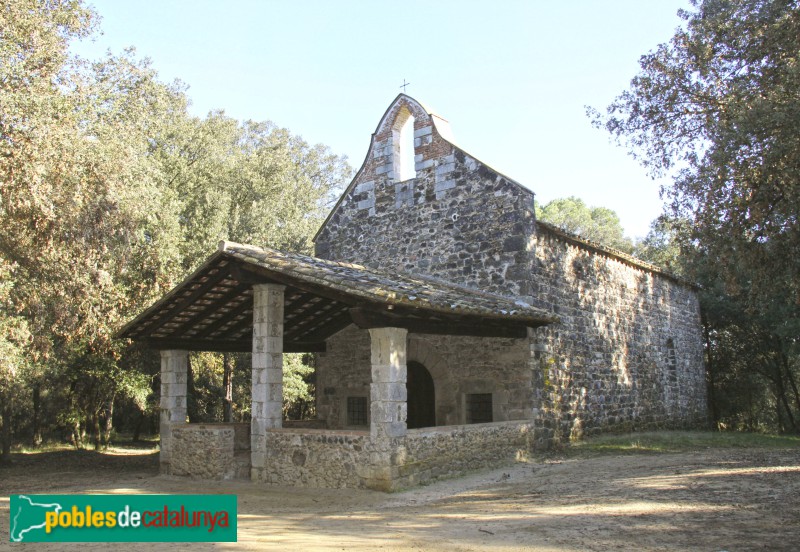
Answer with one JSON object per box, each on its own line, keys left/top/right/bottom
{"left": 251, "top": 283, "right": 285, "bottom": 481}
{"left": 367, "top": 327, "right": 408, "bottom": 490}
{"left": 159, "top": 349, "right": 188, "bottom": 474}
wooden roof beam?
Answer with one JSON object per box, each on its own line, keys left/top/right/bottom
{"left": 349, "top": 307, "right": 528, "bottom": 338}
{"left": 144, "top": 337, "right": 326, "bottom": 353}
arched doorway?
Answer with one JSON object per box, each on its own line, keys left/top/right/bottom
{"left": 406, "top": 361, "right": 436, "bottom": 429}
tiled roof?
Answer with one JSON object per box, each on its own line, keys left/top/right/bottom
{"left": 118, "top": 241, "right": 556, "bottom": 352}
{"left": 221, "top": 241, "right": 556, "bottom": 325}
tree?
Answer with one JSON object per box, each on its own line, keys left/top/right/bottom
{"left": 0, "top": 0, "right": 352, "bottom": 448}
{"left": 536, "top": 196, "right": 634, "bottom": 252}
{"left": 0, "top": 262, "right": 32, "bottom": 461}
{"left": 592, "top": 0, "right": 800, "bottom": 328}
{"left": 0, "top": 0, "right": 352, "bottom": 449}
{"left": 155, "top": 113, "right": 349, "bottom": 421}
{"left": 594, "top": 0, "right": 800, "bottom": 433}
{"left": 1, "top": 5, "right": 187, "bottom": 355}
{"left": 282, "top": 354, "right": 315, "bottom": 420}
{"left": 633, "top": 217, "right": 688, "bottom": 275}
{"left": 1, "top": 0, "right": 193, "bottom": 449}
{"left": 163, "top": 114, "right": 350, "bottom": 269}
{"left": 692, "top": 251, "right": 800, "bottom": 432}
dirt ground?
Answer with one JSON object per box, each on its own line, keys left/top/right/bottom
{"left": 1, "top": 443, "right": 798, "bottom": 551}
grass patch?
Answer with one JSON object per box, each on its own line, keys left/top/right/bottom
{"left": 12, "top": 436, "right": 159, "bottom": 455}
{"left": 564, "top": 430, "right": 800, "bottom": 457}
{"left": 13, "top": 441, "right": 75, "bottom": 454}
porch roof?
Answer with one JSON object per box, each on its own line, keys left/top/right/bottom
{"left": 118, "top": 241, "right": 557, "bottom": 352}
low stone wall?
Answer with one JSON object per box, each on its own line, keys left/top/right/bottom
{"left": 169, "top": 421, "right": 532, "bottom": 489}
{"left": 398, "top": 421, "right": 532, "bottom": 487}
{"left": 232, "top": 422, "right": 250, "bottom": 452}
{"left": 256, "top": 422, "right": 531, "bottom": 490}
{"left": 170, "top": 423, "right": 250, "bottom": 480}
{"left": 259, "top": 429, "right": 372, "bottom": 488}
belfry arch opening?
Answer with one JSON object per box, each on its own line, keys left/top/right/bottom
{"left": 393, "top": 107, "right": 416, "bottom": 182}
{"left": 406, "top": 361, "right": 436, "bottom": 429}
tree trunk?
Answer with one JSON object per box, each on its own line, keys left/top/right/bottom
{"left": 92, "top": 414, "right": 102, "bottom": 451}
{"left": 782, "top": 352, "right": 800, "bottom": 417}
{"left": 222, "top": 353, "right": 233, "bottom": 422}
{"left": 1, "top": 399, "right": 12, "bottom": 462}
{"left": 771, "top": 359, "right": 796, "bottom": 433}
{"left": 777, "top": 378, "right": 797, "bottom": 433}
{"left": 702, "top": 320, "right": 720, "bottom": 428}
{"left": 746, "top": 385, "right": 755, "bottom": 432}
{"left": 32, "top": 383, "right": 42, "bottom": 447}
{"left": 132, "top": 410, "right": 145, "bottom": 442}
{"left": 72, "top": 420, "right": 83, "bottom": 449}
{"left": 102, "top": 397, "right": 115, "bottom": 448}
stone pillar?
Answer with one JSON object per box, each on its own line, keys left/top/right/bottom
{"left": 251, "top": 283, "right": 285, "bottom": 481}
{"left": 367, "top": 327, "right": 407, "bottom": 491}
{"left": 159, "top": 349, "right": 188, "bottom": 474}
{"left": 529, "top": 326, "right": 555, "bottom": 450}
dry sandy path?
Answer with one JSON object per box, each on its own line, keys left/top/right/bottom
{"left": 1, "top": 446, "right": 798, "bottom": 551}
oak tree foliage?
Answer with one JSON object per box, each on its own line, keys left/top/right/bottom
{"left": 594, "top": 0, "right": 800, "bottom": 432}
{"left": 592, "top": 0, "right": 800, "bottom": 320}
{"left": 0, "top": 0, "right": 351, "bottom": 453}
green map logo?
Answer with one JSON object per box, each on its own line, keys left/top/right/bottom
{"left": 10, "top": 495, "right": 63, "bottom": 542}
{"left": 9, "top": 494, "right": 237, "bottom": 542}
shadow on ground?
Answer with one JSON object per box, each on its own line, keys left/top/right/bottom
{"left": 0, "top": 444, "right": 798, "bottom": 551}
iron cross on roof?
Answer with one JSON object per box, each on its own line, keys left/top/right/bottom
{"left": 400, "top": 79, "right": 411, "bottom": 93}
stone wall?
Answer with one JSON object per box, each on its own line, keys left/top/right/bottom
{"left": 254, "top": 423, "right": 530, "bottom": 490}
{"left": 314, "top": 95, "right": 535, "bottom": 297}
{"left": 170, "top": 423, "right": 250, "bottom": 480}
{"left": 398, "top": 421, "right": 532, "bottom": 487}
{"left": 528, "top": 226, "right": 708, "bottom": 446}
{"left": 168, "top": 420, "right": 532, "bottom": 489}
{"left": 315, "top": 325, "right": 372, "bottom": 429}
{"left": 312, "top": 93, "right": 708, "bottom": 455}
{"left": 258, "top": 429, "right": 371, "bottom": 488}
{"left": 317, "top": 325, "right": 533, "bottom": 428}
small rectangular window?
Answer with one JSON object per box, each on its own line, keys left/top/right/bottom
{"left": 466, "top": 393, "right": 493, "bottom": 424}
{"left": 347, "top": 396, "right": 368, "bottom": 426}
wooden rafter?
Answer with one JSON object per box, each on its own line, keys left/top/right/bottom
{"left": 138, "top": 264, "right": 233, "bottom": 335}
{"left": 171, "top": 282, "right": 251, "bottom": 336}
{"left": 193, "top": 293, "right": 252, "bottom": 339}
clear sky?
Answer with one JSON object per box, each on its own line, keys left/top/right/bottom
{"left": 74, "top": 0, "right": 690, "bottom": 240}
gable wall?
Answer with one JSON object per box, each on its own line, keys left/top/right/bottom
{"left": 315, "top": 96, "right": 535, "bottom": 297}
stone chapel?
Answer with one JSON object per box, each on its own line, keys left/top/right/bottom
{"left": 120, "top": 94, "right": 708, "bottom": 490}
